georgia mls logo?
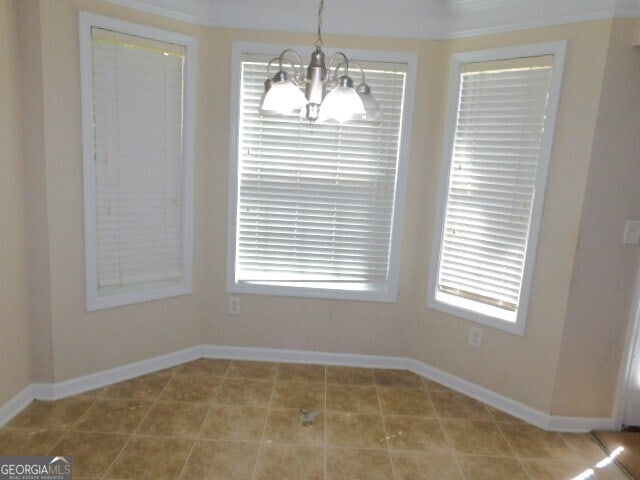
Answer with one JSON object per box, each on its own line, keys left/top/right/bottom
{"left": 0, "top": 456, "right": 72, "bottom": 480}
{"left": 49, "top": 457, "right": 71, "bottom": 474}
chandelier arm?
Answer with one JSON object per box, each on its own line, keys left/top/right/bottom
{"left": 278, "top": 48, "right": 304, "bottom": 81}
{"left": 267, "top": 56, "right": 300, "bottom": 81}
{"left": 337, "top": 61, "right": 366, "bottom": 86}
{"left": 327, "top": 51, "right": 349, "bottom": 85}
{"left": 266, "top": 57, "right": 279, "bottom": 80}
{"left": 333, "top": 61, "right": 347, "bottom": 77}
{"left": 350, "top": 62, "right": 366, "bottom": 87}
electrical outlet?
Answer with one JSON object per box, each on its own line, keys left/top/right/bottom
{"left": 468, "top": 326, "right": 483, "bottom": 349}
{"left": 624, "top": 220, "right": 640, "bottom": 245}
{"left": 228, "top": 296, "right": 240, "bottom": 315}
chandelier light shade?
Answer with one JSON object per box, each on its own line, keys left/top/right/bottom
{"left": 357, "top": 82, "right": 383, "bottom": 121}
{"left": 318, "top": 75, "right": 366, "bottom": 123}
{"left": 260, "top": 71, "right": 307, "bottom": 115}
{"left": 260, "top": 0, "right": 381, "bottom": 123}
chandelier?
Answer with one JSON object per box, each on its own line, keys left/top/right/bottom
{"left": 260, "top": 0, "right": 381, "bottom": 123}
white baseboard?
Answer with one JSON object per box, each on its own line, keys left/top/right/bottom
{"left": 0, "top": 344, "right": 616, "bottom": 433}
{"left": 32, "top": 346, "right": 203, "bottom": 402}
{"left": 406, "top": 358, "right": 615, "bottom": 432}
{"left": 0, "top": 385, "right": 37, "bottom": 429}
{"left": 407, "top": 359, "right": 552, "bottom": 429}
{"left": 201, "top": 344, "right": 408, "bottom": 369}
{"left": 547, "top": 415, "right": 615, "bottom": 433}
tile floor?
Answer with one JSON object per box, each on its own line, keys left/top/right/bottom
{"left": 0, "top": 359, "right": 631, "bottom": 480}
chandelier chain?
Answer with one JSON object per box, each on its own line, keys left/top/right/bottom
{"left": 315, "top": 0, "right": 324, "bottom": 49}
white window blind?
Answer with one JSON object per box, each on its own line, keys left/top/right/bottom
{"left": 436, "top": 57, "right": 554, "bottom": 322}
{"left": 80, "top": 14, "right": 195, "bottom": 311}
{"left": 234, "top": 55, "right": 407, "bottom": 295}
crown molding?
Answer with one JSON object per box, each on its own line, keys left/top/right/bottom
{"left": 102, "top": 0, "right": 212, "bottom": 26}
{"left": 616, "top": 0, "right": 640, "bottom": 16}
{"left": 103, "top": 0, "right": 640, "bottom": 39}
{"left": 447, "top": 0, "right": 629, "bottom": 39}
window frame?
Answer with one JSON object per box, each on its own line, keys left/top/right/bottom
{"left": 79, "top": 12, "right": 197, "bottom": 311}
{"left": 428, "top": 41, "right": 567, "bottom": 335}
{"left": 226, "top": 42, "right": 417, "bottom": 303}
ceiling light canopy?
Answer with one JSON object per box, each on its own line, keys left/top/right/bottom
{"left": 260, "top": 0, "right": 382, "bottom": 123}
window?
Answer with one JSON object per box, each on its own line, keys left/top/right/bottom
{"left": 429, "top": 42, "right": 567, "bottom": 335}
{"left": 227, "top": 43, "right": 416, "bottom": 302}
{"left": 79, "top": 13, "right": 196, "bottom": 311}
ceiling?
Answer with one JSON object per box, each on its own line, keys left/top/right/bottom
{"left": 106, "top": 0, "right": 640, "bottom": 39}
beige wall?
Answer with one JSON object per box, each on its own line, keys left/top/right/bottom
{"left": 24, "top": 0, "right": 211, "bottom": 382}
{"left": 408, "top": 21, "right": 613, "bottom": 412}
{"left": 17, "top": 0, "right": 54, "bottom": 383}
{"left": 7, "top": 0, "right": 639, "bottom": 419}
{"left": 552, "top": 18, "right": 640, "bottom": 417}
{"left": 203, "top": 28, "right": 443, "bottom": 360}
{"left": 0, "top": 0, "right": 32, "bottom": 404}
{"left": 200, "top": 21, "right": 613, "bottom": 413}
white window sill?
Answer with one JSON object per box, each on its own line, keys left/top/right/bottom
{"left": 428, "top": 290, "right": 525, "bottom": 336}
{"left": 87, "top": 281, "right": 191, "bottom": 311}
{"left": 230, "top": 280, "right": 397, "bottom": 303}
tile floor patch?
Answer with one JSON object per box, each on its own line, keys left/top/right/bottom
{"left": 377, "top": 387, "right": 435, "bottom": 416}
{"left": 391, "top": 451, "right": 462, "bottom": 480}
{"left": 73, "top": 398, "right": 151, "bottom": 433}
{"left": 201, "top": 404, "right": 267, "bottom": 442}
{"left": 383, "top": 415, "right": 450, "bottom": 453}
{"left": 254, "top": 444, "right": 323, "bottom": 480}
{"left": 271, "top": 381, "right": 324, "bottom": 410}
{"left": 8, "top": 397, "right": 95, "bottom": 430}
{"left": 48, "top": 431, "right": 129, "bottom": 477}
{"left": 277, "top": 363, "right": 325, "bottom": 383}
{"left": 326, "top": 412, "right": 386, "bottom": 449}
{"left": 0, "top": 357, "right": 625, "bottom": 480}
{"left": 106, "top": 435, "right": 193, "bottom": 480}
{"left": 215, "top": 378, "right": 273, "bottom": 407}
{"left": 441, "top": 419, "right": 512, "bottom": 456}
{"left": 326, "top": 367, "right": 374, "bottom": 386}
{"left": 0, "top": 428, "right": 66, "bottom": 456}
{"left": 180, "top": 439, "right": 258, "bottom": 480}
{"left": 326, "top": 385, "right": 379, "bottom": 414}
{"left": 326, "top": 447, "right": 394, "bottom": 480}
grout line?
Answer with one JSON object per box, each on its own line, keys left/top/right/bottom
{"left": 98, "top": 364, "right": 181, "bottom": 480}
{"left": 175, "top": 360, "right": 230, "bottom": 480}
{"left": 323, "top": 365, "right": 328, "bottom": 480}
{"left": 374, "top": 376, "right": 399, "bottom": 480}
{"left": 322, "top": 365, "right": 329, "bottom": 479}
{"left": 557, "top": 430, "right": 591, "bottom": 461}
{"left": 45, "top": 395, "right": 101, "bottom": 457}
{"left": 424, "top": 386, "right": 469, "bottom": 480}
{"left": 249, "top": 361, "right": 279, "bottom": 480}
{"left": 490, "top": 407, "right": 534, "bottom": 480}
{"left": 589, "top": 432, "right": 636, "bottom": 480}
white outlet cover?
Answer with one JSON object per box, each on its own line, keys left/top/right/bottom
{"left": 468, "top": 326, "right": 483, "bottom": 349}
{"left": 624, "top": 220, "right": 640, "bottom": 245}
{"left": 228, "top": 296, "right": 240, "bottom": 315}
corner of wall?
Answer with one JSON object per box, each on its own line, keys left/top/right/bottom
{"left": 16, "top": 0, "right": 55, "bottom": 383}
{"left": 551, "top": 17, "right": 640, "bottom": 418}
{"left": 0, "top": 0, "right": 34, "bottom": 405}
